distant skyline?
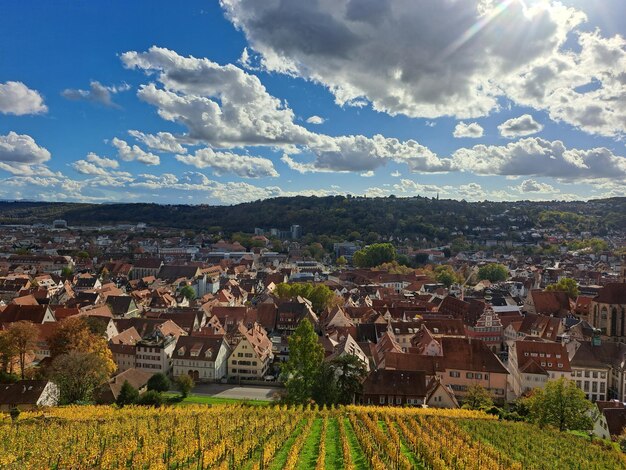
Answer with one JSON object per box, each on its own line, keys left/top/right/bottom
{"left": 1, "top": 0, "right": 625, "bottom": 204}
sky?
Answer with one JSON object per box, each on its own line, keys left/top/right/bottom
{"left": 0, "top": 0, "right": 625, "bottom": 204}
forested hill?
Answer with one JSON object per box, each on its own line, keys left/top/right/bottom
{"left": 0, "top": 197, "right": 624, "bottom": 240}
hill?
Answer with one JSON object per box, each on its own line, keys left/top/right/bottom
{"left": 1, "top": 404, "right": 623, "bottom": 469}
{"left": 0, "top": 196, "right": 624, "bottom": 241}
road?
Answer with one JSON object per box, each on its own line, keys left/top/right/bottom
{"left": 191, "top": 383, "right": 282, "bottom": 401}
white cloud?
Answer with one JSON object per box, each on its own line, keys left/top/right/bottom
{"left": 452, "top": 137, "right": 626, "bottom": 182}
{"left": 393, "top": 179, "right": 442, "bottom": 194}
{"left": 391, "top": 170, "right": 401, "bottom": 177}
{"left": 128, "top": 130, "right": 187, "bottom": 154}
{"left": 0, "top": 132, "right": 51, "bottom": 176}
{"left": 498, "top": 114, "right": 543, "bottom": 138}
{"left": 222, "top": 1, "right": 625, "bottom": 138}
{"left": 453, "top": 122, "right": 484, "bottom": 138}
{"left": 111, "top": 138, "right": 160, "bottom": 165}
{"left": 306, "top": 115, "right": 325, "bottom": 125}
{"left": 0, "top": 81, "right": 47, "bottom": 115}
{"left": 457, "top": 183, "right": 486, "bottom": 200}
{"left": 516, "top": 178, "right": 558, "bottom": 193}
{"left": 61, "top": 81, "right": 130, "bottom": 107}
{"left": 175, "top": 148, "right": 278, "bottom": 178}
{"left": 360, "top": 170, "right": 374, "bottom": 177}
{"left": 121, "top": 46, "right": 453, "bottom": 174}
{"left": 86, "top": 152, "right": 119, "bottom": 169}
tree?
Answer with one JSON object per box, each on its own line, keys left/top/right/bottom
{"left": 49, "top": 317, "right": 115, "bottom": 375}
{"left": 274, "top": 283, "right": 336, "bottom": 313}
{"left": 331, "top": 355, "right": 368, "bottom": 405}
{"left": 137, "top": 390, "right": 164, "bottom": 407}
{"left": 7, "top": 321, "right": 39, "bottom": 379}
{"left": 281, "top": 319, "right": 324, "bottom": 404}
{"left": 434, "top": 265, "right": 460, "bottom": 288}
{"left": 336, "top": 256, "right": 347, "bottom": 267}
{"left": 525, "top": 377, "right": 593, "bottom": 431}
{"left": 352, "top": 243, "right": 396, "bottom": 268}
{"left": 147, "top": 373, "right": 171, "bottom": 392}
{"left": 0, "top": 330, "right": 17, "bottom": 374}
{"left": 312, "top": 362, "right": 339, "bottom": 406}
{"left": 49, "top": 352, "right": 110, "bottom": 404}
{"left": 463, "top": 384, "right": 493, "bottom": 410}
{"left": 116, "top": 380, "right": 139, "bottom": 407}
{"left": 175, "top": 374, "right": 194, "bottom": 398}
{"left": 478, "top": 263, "right": 508, "bottom": 282}
{"left": 61, "top": 267, "right": 73, "bottom": 278}
{"left": 546, "top": 278, "right": 579, "bottom": 299}
{"left": 180, "top": 285, "right": 196, "bottom": 301}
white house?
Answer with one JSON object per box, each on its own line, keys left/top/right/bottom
{"left": 172, "top": 336, "right": 230, "bottom": 382}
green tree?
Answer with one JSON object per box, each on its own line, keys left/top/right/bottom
{"left": 49, "top": 351, "right": 111, "bottom": 404}
{"left": 61, "top": 267, "right": 73, "bottom": 278}
{"left": 478, "top": 263, "right": 508, "bottom": 282}
{"left": 281, "top": 319, "right": 324, "bottom": 404}
{"left": 175, "top": 374, "right": 194, "bottom": 398}
{"left": 546, "top": 278, "right": 579, "bottom": 299}
{"left": 274, "top": 283, "right": 335, "bottom": 313}
{"left": 147, "top": 373, "right": 171, "bottom": 392}
{"left": 434, "top": 265, "right": 460, "bottom": 288}
{"left": 336, "top": 255, "right": 347, "bottom": 266}
{"left": 463, "top": 384, "right": 493, "bottom": 410}
{"left": 311, "top": 362, "right": 339, "bottom": 406}
{"left": 525, "top": 377, "right": 593, "bottom": 431}
{"left": 331, "top": 355, "right": 368, "bottom": 405}
{"left": 180, "top": 285, "right": 196, "bottom": 301}
{"left": 352, "top": 243, "right": 396, "bottom": 268}
{"left": 116, "top": 380, "right": 139, "bottom": 407}
{"left": 137, "top": 390, "right": 164, "bottom": 407}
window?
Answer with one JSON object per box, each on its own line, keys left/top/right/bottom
{"left": 449, "top": 371, "right": 460, "bottom": 378}
{"left": 380, "top": 396, "right": 385, "bottom": 404}
{"left": 584, "top": 371, "right": 590, "bottom": 378}
{"left": 466, "top": 372, "right": 474, "bottom": 379}
{"left": 600, "top": 382, "right": 606, "bottom": 393}
{"left": 592, "top": 371, "right": 598, "bottom": 379}
{"left": 475, "top": 373, "right": 482, "bottom": 379}
{"left": 395, "top": 396, "right": 402, "bottom": 405}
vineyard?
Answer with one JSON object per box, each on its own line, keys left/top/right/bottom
{"left": 1, "top": 404, "right": 625, "bottom": 469}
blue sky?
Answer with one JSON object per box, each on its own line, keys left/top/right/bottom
{"left": 0, "top": 0, "right": 625, "bottom": 204}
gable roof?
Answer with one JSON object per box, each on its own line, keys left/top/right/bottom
{"left": 0, "top": 380, "right": 54, "bottom": 405}
{"left": 362, "top": 369, "right": 426, "bottom": 397}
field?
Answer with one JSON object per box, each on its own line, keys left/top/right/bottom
{"left": 1, "top": 404, "right": 625, "bottom": 469}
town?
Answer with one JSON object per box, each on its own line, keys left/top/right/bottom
{"left": 0, "top": 211, "right": 624, "bottom": 443}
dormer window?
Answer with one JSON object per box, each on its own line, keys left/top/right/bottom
{"left": 178, "top": 348, "right": 185, "bottom": 355}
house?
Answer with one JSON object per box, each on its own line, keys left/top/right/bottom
{"left": 130, "top": 258, "right": 163, "bottom": 280}
{"left": 596, "top": 401, "right": 626, "bottom": 437}
{"left": 569, "top": 340, "right": 618, "bottom": 402}
{"left": 523, "top": 290, "right": 572, "bottom": 317}
{"left": 0, "top": 304, "right": 56, "bottom": 324}
{"left": 589, "top": 283, "right": 626, "bottom": 339}
{"left": 508, "top": 338, "right": 571, "bottom": 398}
{"left": 228, "top": 323, "right": 273, "bottom": 381}
{"left": 106, "top": 296, "right": 140, "bottom": 318}
{"left": 425, "top": 376, "right": 459, "bottom": 408}
{"left": 172, "top": 336, "right": 230, "bottom": 382}
{"left": 361, "top": 369, "right": 426, "bottom": 406}
{"left": 0, "top": 380, "right": 60, "bottom": 411}
{"left": 134, "top": 325, "right": 184, "bottom": 376}
{"left": 324, "top": 333, "right": 370, "bottom": 372}
{"left": 98, "top": 368, "right": 153, "bottom": 404}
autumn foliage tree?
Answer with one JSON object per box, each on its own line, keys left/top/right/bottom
{"left": 7, "top": 321, "right": 39, "bottom": 379}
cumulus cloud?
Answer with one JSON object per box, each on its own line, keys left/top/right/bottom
{"left": 0, "top": 81, "right": 47, "bottom": 115}
{"left": 453, "top": 122, "right": 484, "bottom": 138}
{"left": 451, "top": 137, "right": 626, "bottom": 181}
{"left": 0, "top": 132, "right": 51, "bottom": 176}
{"left": 175, "top": 148, "right": 278, "bottom": 178}
{"left": 516, "top": 178, "right": 558, "bottom": 193}
{"left": 121, "top": 46, "right": 453, "bottom": 174}
{"left": 61, "top": 81, "right": 130, "bottom": 107}
{"left": 498, "top": 114, "right": 543, "bottom": 138}
{"left": 457, "top": 183, "right": 486, "bottom": 200}
{"left": 111, "top": 138, "right": 160, "bottom": 165}
{"left": 393, "top": 179, "right": 442, "bottom": 194}
{"left": 306, "top": 115, "right": 325, "bottom": 125}
{"left": 128, "top": 130, "right": 187, "bottom": 154}
{"left": 71, "top": 152, "right": 129, "bottom": 177}
{"left": 222, "top": 1, "right": 625, "bottom": 137}
{"left": 85, "top": 152, "right": 119, "bottom": 169}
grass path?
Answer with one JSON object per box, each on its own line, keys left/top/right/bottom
{"left": 325, "top": 418, "right": 342, "bottom": 469}
{"left": 296, "top": 417, "right": 323, "bottom": 469}
{"left": 342, "top": 417, "right": 369, "bottom": 470}
{"left": 268, "top": 419, "right": 306, "bottom": 470}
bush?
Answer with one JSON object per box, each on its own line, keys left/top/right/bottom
{"left": 116, "top": 380, "right": 139, "bottom": 407}
{"left": 175, "top": 374, "right": 194, "bottom": 399}
{"left": 147, "top": 373, "right": 171, "bottom": 393}
{"left": 137, "top": 390, "right": 164, "bottom": 407}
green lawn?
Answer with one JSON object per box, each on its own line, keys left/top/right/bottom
{"left": 163, "top": 392, "right": 271, "bottom": 406}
